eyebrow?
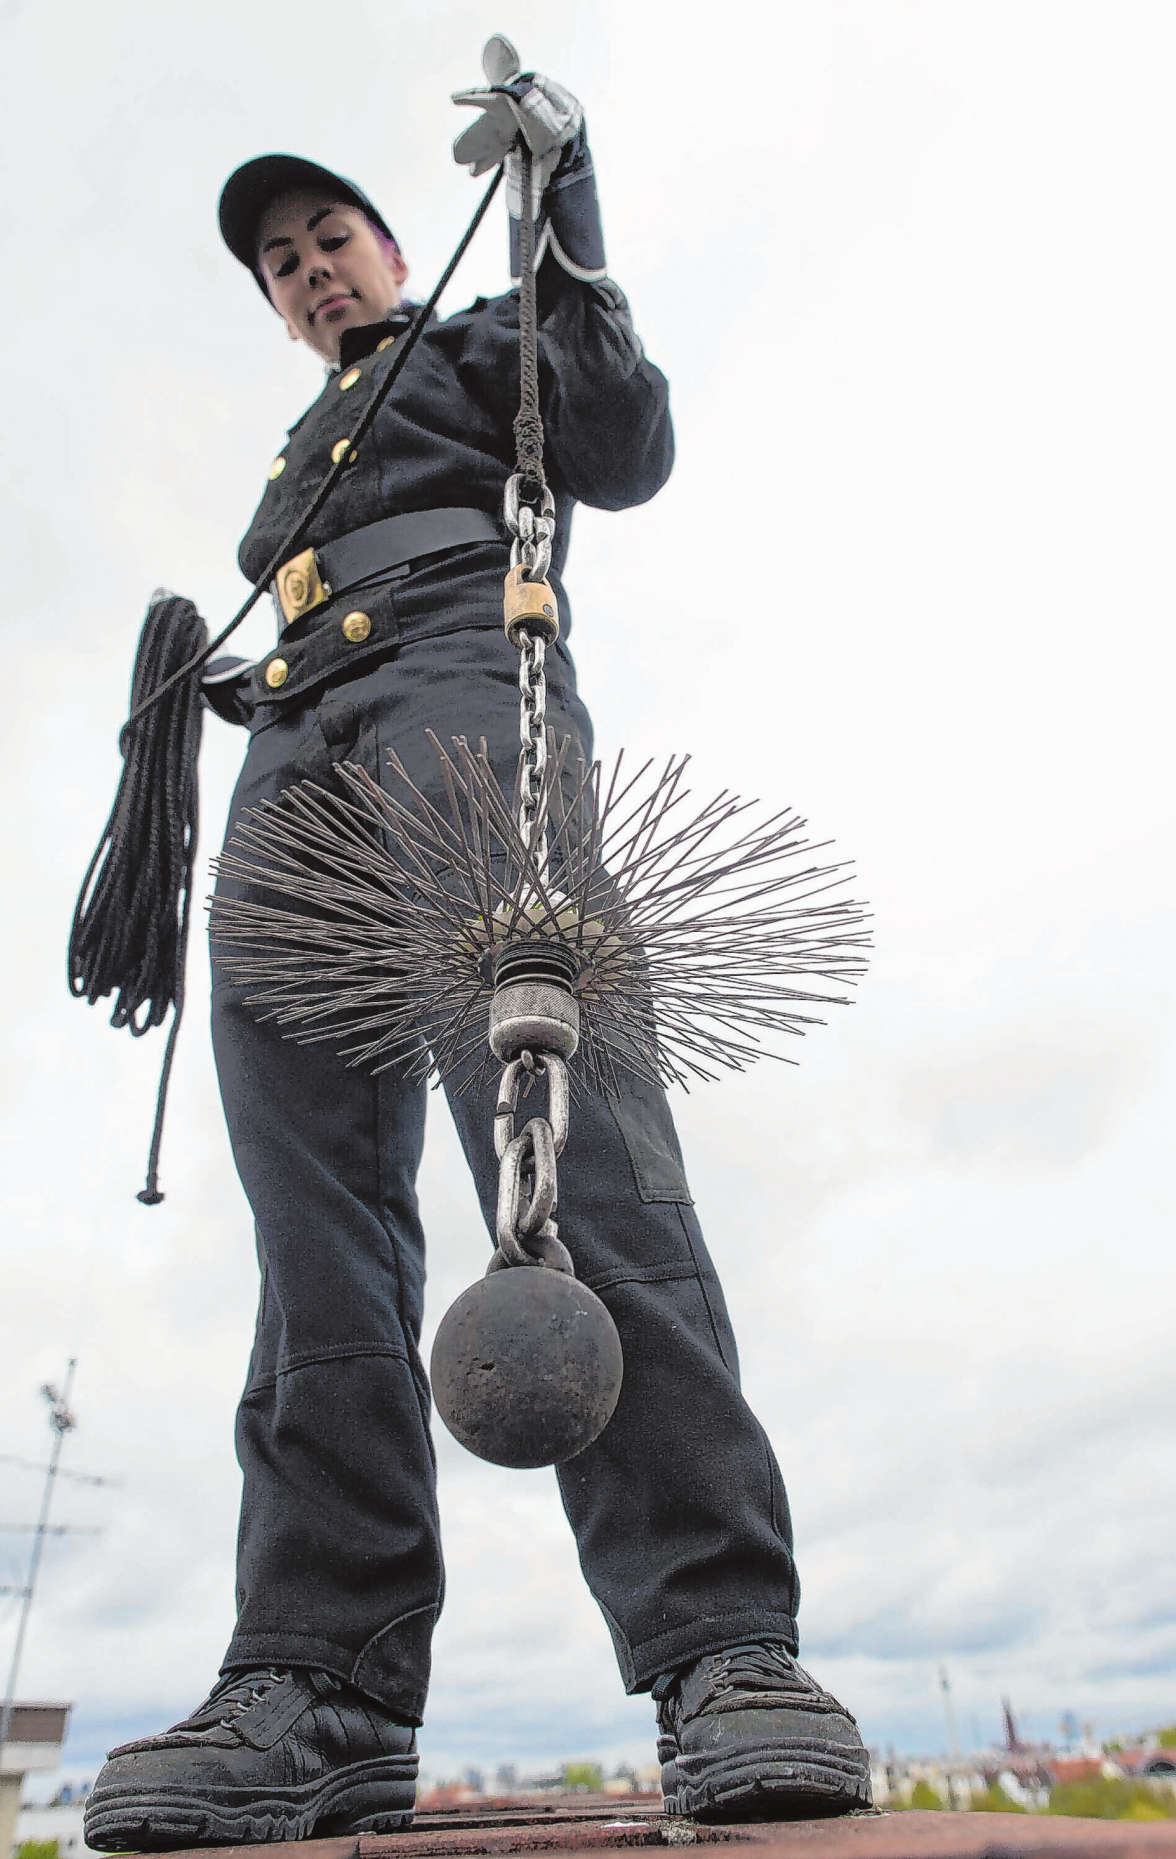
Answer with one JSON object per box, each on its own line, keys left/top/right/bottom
{"left": 261, "top": 206, "right": 341, "bottom": 254}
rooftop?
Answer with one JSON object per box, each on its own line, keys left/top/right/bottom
{"left": 118, "top": 1797, "right": 1176, "bottom": 1859}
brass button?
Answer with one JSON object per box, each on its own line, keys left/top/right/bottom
{"left": 330, "top": 438, "right": 352, "bottom": 465}
{"left": 376, "top": 334, "right": 396, "bottom": 352}
{"left": 338, "top": 366, "right": 362, "bottom": 391}
{"left": 268, "top": 456, "right": 286, "bottom": 480}
{"left": 341, "top": 611, "right": 372, "bottom": 643}
{"left": 264, "top": 657, "right": 289, "bottom": 689}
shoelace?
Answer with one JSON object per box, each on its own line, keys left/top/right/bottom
{"left": 216, "top": 1670, "right": 284, "bottom": 1726}
{"left": 187, "top": 1666, "right": 341, "bottom": 1732}
{"left": 707, "top": 1644, "right": 805, "bottom": 1701}
{"left": 654, "top": 1642, "right": 811, "bottom": 1718}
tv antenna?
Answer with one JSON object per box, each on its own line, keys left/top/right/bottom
{"left": 0, "top": 1361, "right": 113, "bottom": 1752}
{"left": 938, "top": 1662, "right": 961, "bottom": 1759}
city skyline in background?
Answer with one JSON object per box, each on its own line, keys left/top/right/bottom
{"left": 2, "top": 1364, "right": 1173, "bottom": 1789}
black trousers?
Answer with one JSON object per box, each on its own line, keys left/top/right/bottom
{"left": 210, "top": 626, "right": 800, "bottom": 1725}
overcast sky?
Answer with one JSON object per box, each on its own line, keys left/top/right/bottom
{"left": 1, "top": 0, "right": 1174, "bottom": 1798}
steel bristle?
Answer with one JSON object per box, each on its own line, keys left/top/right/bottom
{"left": 207, "top": 737, "right": 871, "bottom": 1092}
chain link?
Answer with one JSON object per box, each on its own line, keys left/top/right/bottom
{"left": 497, "top": 1118, "right": 556, "bottom": 1247}
{"left": 495, "top": 1053, "right": 569, "bottom": 1158}
{"left": 491, "top": 1055, "right": 574, "bottom": 1274}
{"left": 504, "top": 473, "right": 555, "bottom": 581}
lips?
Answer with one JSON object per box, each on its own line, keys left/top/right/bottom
{"left": 309, "top": 291, "right": 359, "bottom": 326}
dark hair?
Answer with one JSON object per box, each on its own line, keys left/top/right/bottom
{"left": 365, "top": 214, "right": 403, "bottom": 261}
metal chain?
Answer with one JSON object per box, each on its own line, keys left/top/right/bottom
{"left": 488, "top": 135, "right": 574, "bottom": 1282}
{"left": 500, "top": 129, "right": 558, "bottom": 875}
{"left": 492, "top": 1054, "right": 573, "bottom": 1274}
{"left": 517, "top": 631, "right": 550, "bottom": 872}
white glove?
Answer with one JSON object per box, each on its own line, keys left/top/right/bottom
{"left": 452, "top": 34, "right": 584, "bottom": 223}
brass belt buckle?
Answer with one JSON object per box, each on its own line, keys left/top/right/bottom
{"left": 275, "top": 547, "right": 330, "bottom": 627}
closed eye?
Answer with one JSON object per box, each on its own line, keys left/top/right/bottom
{"left": 268, "top": 228, "right": 349, "bottom": 280}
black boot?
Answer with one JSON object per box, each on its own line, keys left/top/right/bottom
{"left": 83, "top": 1668, "right": 417, "bottom": 1850}
{"left": 654, "top": 1642, "right": 872, "bottom": 1821}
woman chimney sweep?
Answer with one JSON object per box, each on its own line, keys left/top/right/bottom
{"left": 84, "top": 41, "right": 870, "bottom": 1851}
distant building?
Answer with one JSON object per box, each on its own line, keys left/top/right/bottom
{"left": 13, "top": 1799, "right": 88, "bottom": 1859}
{"left": 0, "top": 1703, "right": 72, "bottom": 1859}
{"left": 1108, "top": 1747, "right": 1176, "bottom": 1784}
{"left": 416, "top": 1757, "right": 663, "bottom": 1813}
{"left": 869, "top": 1723, "right": 1176, "bottom": 1817}
{"left": 1049, "top": 1756, "right": 1104, "bottom": 1785}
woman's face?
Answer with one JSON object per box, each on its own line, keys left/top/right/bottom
{"left": 256, "top": 189, "right": 409, "bottom": 364}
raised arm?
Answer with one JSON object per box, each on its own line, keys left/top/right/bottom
{"left": 535, "top": 263, "right": 674, "bottom": 511}
{"left": 453, "top": 36, "right": 674, "bottom": 511}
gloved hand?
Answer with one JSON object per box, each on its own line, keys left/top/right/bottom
{"left": 452, "top": 36, "right": 607, "bottom": 283}
{"left": 453, "top": 35, "right": 584, "bottom": 227}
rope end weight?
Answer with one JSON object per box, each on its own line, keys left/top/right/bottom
{"left": 503, "top": 564, "right": 559, "bottom": 647}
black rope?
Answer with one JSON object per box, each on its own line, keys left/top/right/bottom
{"left": 69, "top": 165, "right": 504, "bottom": 1204}
{"left": 512, "top": 144, "right": 546, "bottom": 499}
{"left": 68, "top": 594, "right": 207, "bottom": 1202}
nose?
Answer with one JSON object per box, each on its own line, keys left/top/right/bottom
{"left": 308, "top": 255, "right": 334, "bottom": 289}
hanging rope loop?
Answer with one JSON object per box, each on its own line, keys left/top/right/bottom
{"left": 502, "top": 140, "right": 555, "bottom": 589}
{"left": 69, "top": 592, "right": 206, "bottom": 1036}
{"left": 510, "top": 141, "right": 547, "bottom": 508}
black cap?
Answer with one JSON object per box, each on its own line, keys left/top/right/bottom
{"left": 218, "top": 154, "right": 396, "bottom": 294}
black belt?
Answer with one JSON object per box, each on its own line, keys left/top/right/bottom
{"left": 274, "top": 506, "right": 503, "bottom": 627}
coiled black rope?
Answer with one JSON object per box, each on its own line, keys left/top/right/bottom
{"left": 68, "top": 593, "right": 207, "bottom": 1202}
{"left": 69, "top": 165, "right": 504, "bottom": 1204}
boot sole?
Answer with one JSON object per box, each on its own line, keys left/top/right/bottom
{"left": 83, "top": 1754, "right": 417, "bottom": 1850}
{"left": 661, "top": 1737, "right": 872, "bottom": 1822}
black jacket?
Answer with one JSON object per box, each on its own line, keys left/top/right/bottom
{"left": 220, "top": 264, "right": 673, "bottom": 715}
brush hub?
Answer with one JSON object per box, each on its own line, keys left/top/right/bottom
{"left": 489, "top": 940, "right": 581, "bottom": 1061}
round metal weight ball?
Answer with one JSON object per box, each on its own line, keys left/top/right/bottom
{"left": 430, "top": 1267, "right": 624, "bottom": 1469}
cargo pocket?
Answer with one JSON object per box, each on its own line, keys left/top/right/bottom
{"left": 608, "top": 1074, "right": 693, "bottom": 1205}
{"left": 291, "top": 697, "right": 380, "bottom": 787}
